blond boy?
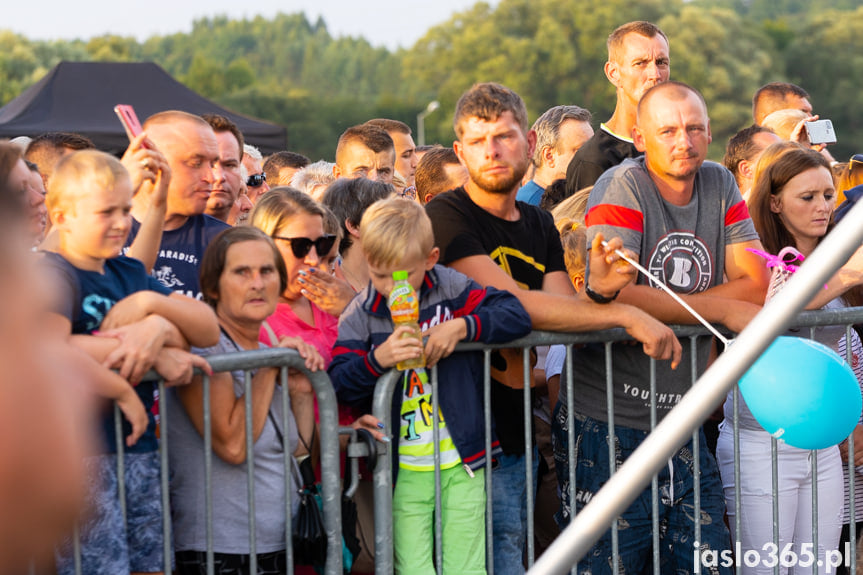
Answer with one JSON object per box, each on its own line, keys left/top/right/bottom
{"left": 329, "top": 198, "right": 532, "bottom": 574}
{"left": 42, "top": 150, "right": 217, "bottom": 575}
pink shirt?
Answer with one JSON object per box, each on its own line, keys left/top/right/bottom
{"left": 260, "top": 301, "right": 339, "bottom": 366}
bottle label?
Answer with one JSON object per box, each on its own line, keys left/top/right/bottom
{"left": 388, "top": 284, "right": 413, "bottom": 306}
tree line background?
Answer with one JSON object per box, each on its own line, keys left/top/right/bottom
{"left": 2, "top": 0, "right": 862, "bottom": 162}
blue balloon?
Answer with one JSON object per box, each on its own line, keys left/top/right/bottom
{"left": 739, "top": 336, "right": 862, "bottom": 450}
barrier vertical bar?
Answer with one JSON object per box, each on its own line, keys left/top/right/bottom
{"left": 812, "top": 452, "right": 819, "bottom": 575}
{"left": 604, "top": 342, "right": 618, "bottom": 574}
{"left": 114, "top": 403, "right": 127, "bottom": 526}
{"left": 432, "top": 365, "right": 443, "bottom": 575}
{"left": 372, "top": 369, "right": 400, "bottom": 575}
{"left": 525, "top": 346, "right": 535, "bottom": 569}
{"left": 691, "top": 337, "right": 701, "bottom": 556}
{"left": 772, "top": 437, "right": 779, "bottom": 575}
{"left": 243, "top": 370, "right": 257, "bottom": 574}
{"left": 484, "top": 349, "right": 495, "bottom": 575}
{"left": 732, "top": 381, "right": 742, "bottom": 575}
{"left": 649, "top": 358, "right": 659, "bottom": 575}
{"left": 565, "top": 344, "right": 576, "bottom": 575}
{"left": 203, "top": 374, "right": 215, "bottom": 575}
{"left": 281, "top": 367, "right": 295, "bottom": 575}
{"left": 159, "top": 380, "right": 172, "bottom": 574}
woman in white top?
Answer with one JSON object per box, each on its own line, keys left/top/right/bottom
{"left": 717, "top": 144, "right": 863, "bottom": 575}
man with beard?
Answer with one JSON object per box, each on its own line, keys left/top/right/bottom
{"left": 574, "top": 82, "right": 769, "bottom": 573}
{"left": 565, "top": 21, "right": 670, "bottom": 196}
{"left": 425, "top": 82, "right": 680, "bottom": 575}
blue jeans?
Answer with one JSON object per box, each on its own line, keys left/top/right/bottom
{"left": 490, "top": 450, "right": 539, "bottom": 575}
{"left": 571, "top": 413, "right": 731, "bottom": 575}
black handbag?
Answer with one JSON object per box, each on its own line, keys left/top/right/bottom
{"left": 292, "top": 456, "right": 328, "bottom": 566}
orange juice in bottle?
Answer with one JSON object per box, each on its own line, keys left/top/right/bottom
{"left": 388, "top": 270, "right": 426, "bottom": 371}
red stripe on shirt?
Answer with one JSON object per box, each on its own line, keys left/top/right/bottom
{"left": 585, "top": 204, "right": 644, "bottom": 233}
{"left": 725, "top": 200, "right": 751, "bottom": 227}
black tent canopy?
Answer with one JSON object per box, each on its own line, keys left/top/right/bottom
{"left": 0, "top": 61, "right": 286, "bottom": 154}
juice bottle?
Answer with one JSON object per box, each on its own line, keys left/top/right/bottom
{"left": 388, "top": 270, "right": 426, "bottom": 371}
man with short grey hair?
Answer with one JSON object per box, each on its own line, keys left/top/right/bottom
{"left": 516, "top": 105, "right": 593, "bottom": 206}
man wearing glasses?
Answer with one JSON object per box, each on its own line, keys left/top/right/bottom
{"left": 242, "top": 144, "right": 270, "bottom": 203}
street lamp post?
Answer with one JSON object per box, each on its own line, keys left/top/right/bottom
{"left": 416, "top": 100, "right": 440, "bottom": 147}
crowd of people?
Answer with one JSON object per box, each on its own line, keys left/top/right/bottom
{"left": 3, "top": 17, "right": 863, "bottom": 575}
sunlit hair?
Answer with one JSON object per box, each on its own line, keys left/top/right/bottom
{"left": 46, "top": 150, "right": 129, "bottom": 213}
{"left": 531, "top": 105, "right": 592, "bottom": 167}
{"left": 832, "top": 156, "right": 863, "bottom": 207}
{"left": 607, "top": 21, "right": 668, "bottom": 63}
{"left": 749, "top": 141, "right": 801, "bottom": 201}
{"left": 249, "top": 186, "right": 326, "bottom": 238}
{"left": 359, "top": 197, "right": 434, "bottom": 268}
{"left": 552, "top": 186, "right": 592, "bottom": 289}
{"left": 321, "top": 204, "right": 343, "bottom": 245}
{"left": 748, "top": 145, "right": 831, "bottom": 256}
{"left": 761, "top": 108, "right": 809, "bottom": 142}
{"left": 199, "top": 226, "right": 287, "bottom": 310}
{"left": 753, "top": 82, "right": 810, "bottom": 125}
{"left": 365, "top": 118, "right": 412, "bottom": 136}
{"left": 143, "top": 110, "right": 210, "bottom": 131}
{"left": 723, "top": 125, "right": 777, "bottom": 184}
{"left": 335, "top": 124, "right": 394, "bottom": 168}
{"left": 453, "top": 82, "right": 528, "bottom": 140}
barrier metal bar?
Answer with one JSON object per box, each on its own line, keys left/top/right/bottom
{"left": 527, "top": 178, "right": 863, "bottom": 575}
{"left": 524, "top": 346, "right": 536, "bottom": 569}
{"left": 484, "top": 349, "right": 495, "bottom": 575}
{"left": 243, "top": 370, "right": 258, "bottom": 573}
{"left": 564, "top": 344, "right": 576, "bottom": 575}
{"left": 159, "top": 379, "right": 172, "bottom": 575}
{"left": 432, "top": 365, "right": 443, "bottom": 575}
{"left": 812, "top": 452, "right": 819, "bottom": 575}
{"left": 733, "top": 380, "right": 742, "bottom": 575}
{"left": 847, "top": 322, "right": 857, "bottom": 575}
{"left": 690, "top": 336, "right": 702, "bottom": 563}
{"left": 281, "top": 367, "right": 295, "bottom": 575}
{"left": 203, "top": 374, "right": 214, "bottom": 575}
{"left": 649, "top": 358, "right": 659, "bottom": 575}
{"left": 372, "top": 369, "right": 401, "bottom": 575}
{"left": 772, "top": 438, "right": 779, "bottom": 575}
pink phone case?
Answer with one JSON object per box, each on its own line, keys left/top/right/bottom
{"left": 114, "top": 104, "right": 143, "bottom": 141}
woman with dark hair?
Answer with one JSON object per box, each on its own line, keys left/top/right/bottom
{"left": 168, "top": 226, "right": 324, "bottom": 574}
{"left": 717, "top": 144, "right": 863, "bottom": 575}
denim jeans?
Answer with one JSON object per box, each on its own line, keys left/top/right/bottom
{"left": 572, "top": 413, "right": 731, "bottom": 575}
{"left": 489, "top": 450, "right": 539, "bottom": 575}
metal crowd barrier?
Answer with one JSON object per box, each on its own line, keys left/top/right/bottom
{"left": 370, "top": 192, "right": 863, "bottom": 575}
{"left": 67, "top": 347, "right": 346, "bottom": 575}
{"left": 370, "top": 314, "right": 863, "bottom": 575}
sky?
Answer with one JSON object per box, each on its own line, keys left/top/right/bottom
{"left": 4, "top": 0, "right": 498, "bottom": 50}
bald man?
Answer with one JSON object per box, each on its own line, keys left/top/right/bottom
{"left": 126, "top": 110, "right": 229, "bottom": 299}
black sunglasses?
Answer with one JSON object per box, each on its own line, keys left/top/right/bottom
{"left": 272, "top": 234, "right": 337, "bottom": 259}
{"left": 246, "top": 172, "right": 267, "bottom": 187}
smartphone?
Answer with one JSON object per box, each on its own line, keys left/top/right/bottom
{"left": 805, "top": 119, "right": 837, "bottom": 145}
{"left": 114, "top": 104, "right": 146, "bottom": 144}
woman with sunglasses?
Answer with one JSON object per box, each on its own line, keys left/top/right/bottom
{"left": 717, "top": 144, "right": 863, "bottom": 575}
{"left": 250, "top": 188, "right": 343, "bottom": 366}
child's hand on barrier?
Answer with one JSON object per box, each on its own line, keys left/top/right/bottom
{"left": 423, "top": 318, "right": 467, "bottom": 367}
{"left": 116, "top": 385, "right": 148, "bottom": 447}
{"left": 155, "top": 347, "right": 212, "bottom": 387}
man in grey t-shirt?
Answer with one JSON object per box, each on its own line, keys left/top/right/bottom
{"left": 565, "top": 82, "right": 770, "bottom": 573}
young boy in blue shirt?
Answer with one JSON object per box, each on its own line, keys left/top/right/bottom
{"left": 42, "top": 149, "right": 218, "bottom": 575}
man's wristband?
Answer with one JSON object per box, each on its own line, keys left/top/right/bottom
{"left": 585, "top": 283, "right": 619, "bottom": 304}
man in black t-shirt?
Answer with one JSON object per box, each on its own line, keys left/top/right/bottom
{"left": 425, "top": 82, "right": 680, "bottom": 574}
{"left": 565, "top": 21, "right": 670, "bottom": 196}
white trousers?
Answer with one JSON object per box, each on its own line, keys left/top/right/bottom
{"left": 716, "top": 423, "right": 844, "bottom": 575}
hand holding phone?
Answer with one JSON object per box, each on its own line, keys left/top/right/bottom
{"left": 805, "top": 119, "right": 837, "bottom": 145}
{"left": 114, "top": 105, "right": 148, "bottom": 147}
